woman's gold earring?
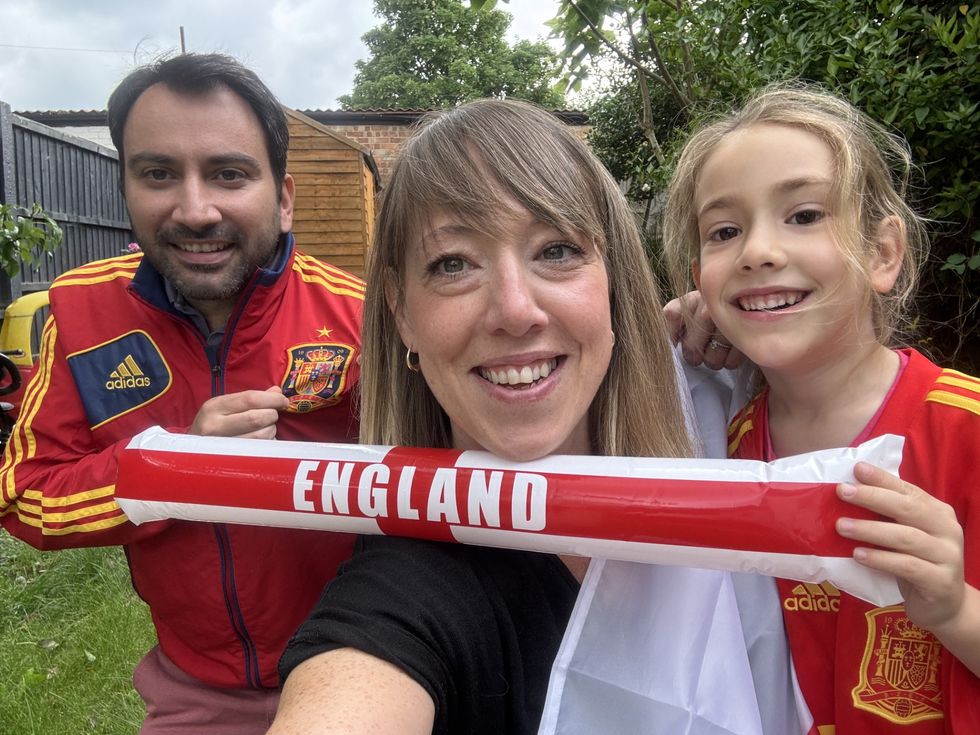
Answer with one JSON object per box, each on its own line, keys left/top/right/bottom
{"left": 405, "top": 345, "right": 420, "bottom": 373}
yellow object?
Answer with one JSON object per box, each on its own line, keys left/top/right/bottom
{"left": 0, "top": 291, "right": 50, "bottom": 367}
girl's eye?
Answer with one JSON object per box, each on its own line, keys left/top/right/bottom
{"left": 789, "top": 208, "right": 825, "bottom": 225}
{"left": 709, "top": 226, "right": 740, "bottom": 242}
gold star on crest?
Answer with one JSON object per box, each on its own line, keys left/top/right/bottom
{"left": 317, "top": 326, "right": 332, "bottom": 338}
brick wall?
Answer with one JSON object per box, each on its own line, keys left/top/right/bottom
{"left": 325, "top": 124, "right": 417, "bottom": 184}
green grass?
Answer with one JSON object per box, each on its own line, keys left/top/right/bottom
{"left": 0, "top": 530, "right": 155, "bottom": 734}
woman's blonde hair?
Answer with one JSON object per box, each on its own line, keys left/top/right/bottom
{"left": 360, "top": 98, "right": 690, "bottom": 459}
{"left": 663, "top": 82, "right": 927, "bottom": 346}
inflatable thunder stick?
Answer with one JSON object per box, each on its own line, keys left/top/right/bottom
{"left": 116, "top": 427, "right": 904, "bottom": 606}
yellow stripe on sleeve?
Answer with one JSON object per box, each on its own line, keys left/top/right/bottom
{"left": 927, "top": 390, "right": 980, "bottom": 417}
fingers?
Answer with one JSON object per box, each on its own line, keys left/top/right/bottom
{"left": 837, "top": 463, "right": 965, "bottom": 600}
{"left": 838, "top": 463, "right": 960, "bottom": 536}
{"left": 836, "top": 515, "right": 958, "bottom": 566}
{"left": 663, "top": 298, "right": 685, "bottom": 345}
{"left": 190, "top": 388, "right": 290, "bottom": 438}
{"left": 661, "top": 290, "right": 747, "bottom": 370}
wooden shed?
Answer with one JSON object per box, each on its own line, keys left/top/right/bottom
{"left": 284, "top": 108, "right": 379, "bottom": 278}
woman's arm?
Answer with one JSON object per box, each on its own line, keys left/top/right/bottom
{"left": 267, "top": 647, "right": 435, "bottom": 735}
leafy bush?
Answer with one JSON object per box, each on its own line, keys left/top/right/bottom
{"left": 0, "top": 203, "right": 63, "bottom": 278}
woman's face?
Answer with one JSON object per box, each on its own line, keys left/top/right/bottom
{"left": 395, "top": 198, "right": 613, "bottom": 461}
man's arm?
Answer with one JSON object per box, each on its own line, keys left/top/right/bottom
{"left": 0, "top": 313, "right": 289, "bottom": 550}
{"left": 0, "top": 314, "right": 147, "bottom": 548}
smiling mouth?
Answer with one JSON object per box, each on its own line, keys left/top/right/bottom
{"left": 479, "top": 358, "right": 558, "bottom": 388}
{"left": 173, "top": 241, "right": 231, "bottom": 254}
{"left": 737, "top": 290, "right": 808, "bottom": 312}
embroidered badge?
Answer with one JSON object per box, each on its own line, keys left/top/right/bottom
{"left": 67, "top": 330, "right": 172, "bottom": 429}
{"left": 281, "top": 343, "right": 354, "bottom": 412}
{"left": 852, "top": 606, "right": 943, "bottom": 724}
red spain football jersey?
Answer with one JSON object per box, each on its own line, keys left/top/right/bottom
{"left": 729, "top": 349, "right": 980, "bottom": 734}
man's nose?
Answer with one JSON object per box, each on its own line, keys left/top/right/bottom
{"left": 172, "top": 178, "right": 221, "bottom": 230}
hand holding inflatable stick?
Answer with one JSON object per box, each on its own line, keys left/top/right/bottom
{"left": 117, "top": 427, "right": 904, "bottom": 606}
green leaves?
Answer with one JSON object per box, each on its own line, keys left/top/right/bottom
{"left": 340, "top": 0, "right": 565, "bottom": 109}
{"left": 549, "top": 0, "right": 980, "bottom": 366}
{"left": 0, "top": 202, "right": 64, "bottom": 278}
{"left": 941, "top": 231, "right": 980, "bottom": 275}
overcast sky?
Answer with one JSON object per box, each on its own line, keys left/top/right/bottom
{"left": 1, "top": 0, "right": 562, "bottom": 113}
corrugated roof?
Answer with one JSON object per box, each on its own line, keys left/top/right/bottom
{"left": 16, "top": 107, "right": 588, "bottom": 127}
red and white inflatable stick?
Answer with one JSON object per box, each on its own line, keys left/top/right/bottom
{"left": 116, "top": 427, "right": 904, "bottom": 606}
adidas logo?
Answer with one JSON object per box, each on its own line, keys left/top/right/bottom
{"left": 105, "top": 355, "right": 151, "bottom": 390}
{"left": 783, "top": 581, "right": 840, "bottom": 612}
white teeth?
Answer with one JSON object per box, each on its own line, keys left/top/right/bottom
{"left": 176, "top": 242, "right": 229, "bottom": 254}
{"left": 737, "top": 291, "right": 806, "bottom": 311}
{"left": 480, "top": 359, "right": 558, "bottom": 386}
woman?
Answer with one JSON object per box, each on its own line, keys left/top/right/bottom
{"left": 268, "top": 99, "right": 781, "bottom": 735}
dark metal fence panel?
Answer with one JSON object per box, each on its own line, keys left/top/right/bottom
{"left": 0, "top": 101, "right": 130, "bottom": 304}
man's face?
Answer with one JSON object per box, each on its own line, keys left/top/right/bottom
{"left": 121, "top": 83, "right": 294, "bottom": 327}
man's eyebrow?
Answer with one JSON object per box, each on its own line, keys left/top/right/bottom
{"left": 125, "top": 152, "right": 263, "bottom": 170}
{"left": 126, "top": 152, "right": 173, "bottom": 170}
{"left": 206, "top": 153, "right": 263, "bottom": 169}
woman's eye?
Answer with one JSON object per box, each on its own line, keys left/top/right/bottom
{"left": 431, "top": 256, "right": 467, "bottom": 275}
{"left": 789, "top": 209, "right": 825, "bottom": 225}
{"left": 540, "top": 242, "right": 580, "bottom": 260}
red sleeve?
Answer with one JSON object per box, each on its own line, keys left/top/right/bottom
{"left": 0, "top": 312, "right": 170, "bottom": 549}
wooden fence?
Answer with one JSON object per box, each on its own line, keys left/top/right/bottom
{"left": 0, "top": 101, "right": 130, "bottom": 306}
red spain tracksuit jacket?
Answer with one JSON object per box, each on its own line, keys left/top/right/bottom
{"left": 0, "top": 234, "right": 363, "bottom": 689}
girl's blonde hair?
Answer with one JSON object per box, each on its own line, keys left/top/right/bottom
{"left": 664, "top": 82, "right": 927, "bottom": 346}
{"left": 360, "top": 98, "right": 691, "bottom": 459}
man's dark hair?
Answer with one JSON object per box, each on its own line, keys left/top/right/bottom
{"left": 107, "top": 53, "right": 289, "bottom": 194}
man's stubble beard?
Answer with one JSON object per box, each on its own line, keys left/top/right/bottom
{"left": 135, "top": 213, "right": 282, "bottom": 304}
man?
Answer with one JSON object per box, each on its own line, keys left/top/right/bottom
{"left": 0, "top": 53, "right": 364, "bottom": 734}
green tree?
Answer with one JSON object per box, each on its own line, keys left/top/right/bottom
{"left": 547, "top": 0, "right": 980, "bottom": 369}
{"left": 341, "top": 0, "right": 566, "bottom": 109}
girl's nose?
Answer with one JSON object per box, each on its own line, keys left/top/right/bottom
{"left": 736, "top": 224, "right": 787, "bottom": 272}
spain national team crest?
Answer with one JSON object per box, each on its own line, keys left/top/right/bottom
{"left": 852, "top": 606, "right": 943, "bottom": 724}
{"left": 281, "top": 343, "right": 355, "bottom": 413}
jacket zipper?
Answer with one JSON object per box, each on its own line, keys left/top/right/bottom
{"left": 129, "top": 264, "right": 268, "bottom": 688}
{"left": 207, "top": 275, "right": 266, "bottom": 689}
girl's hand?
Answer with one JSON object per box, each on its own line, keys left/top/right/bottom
{"left": 835, "top": 462, "right": 964, "bottom": 632}
{"left": 663, "top": 290, "right": 743, "bottom": 370}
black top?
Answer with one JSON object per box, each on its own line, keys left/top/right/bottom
{"left": 279, "top": 535, "right": 580, "bottom": 735}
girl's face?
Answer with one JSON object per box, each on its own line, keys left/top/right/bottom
{"left": 394, "top": 196, "right": 613, "bottom": 461}
{"left": 692, "top": 123, "right": 897, "bottom": 377}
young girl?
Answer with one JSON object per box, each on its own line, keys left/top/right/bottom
{"left": 664, "top": 84, "right": 979, "bottom": 734}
